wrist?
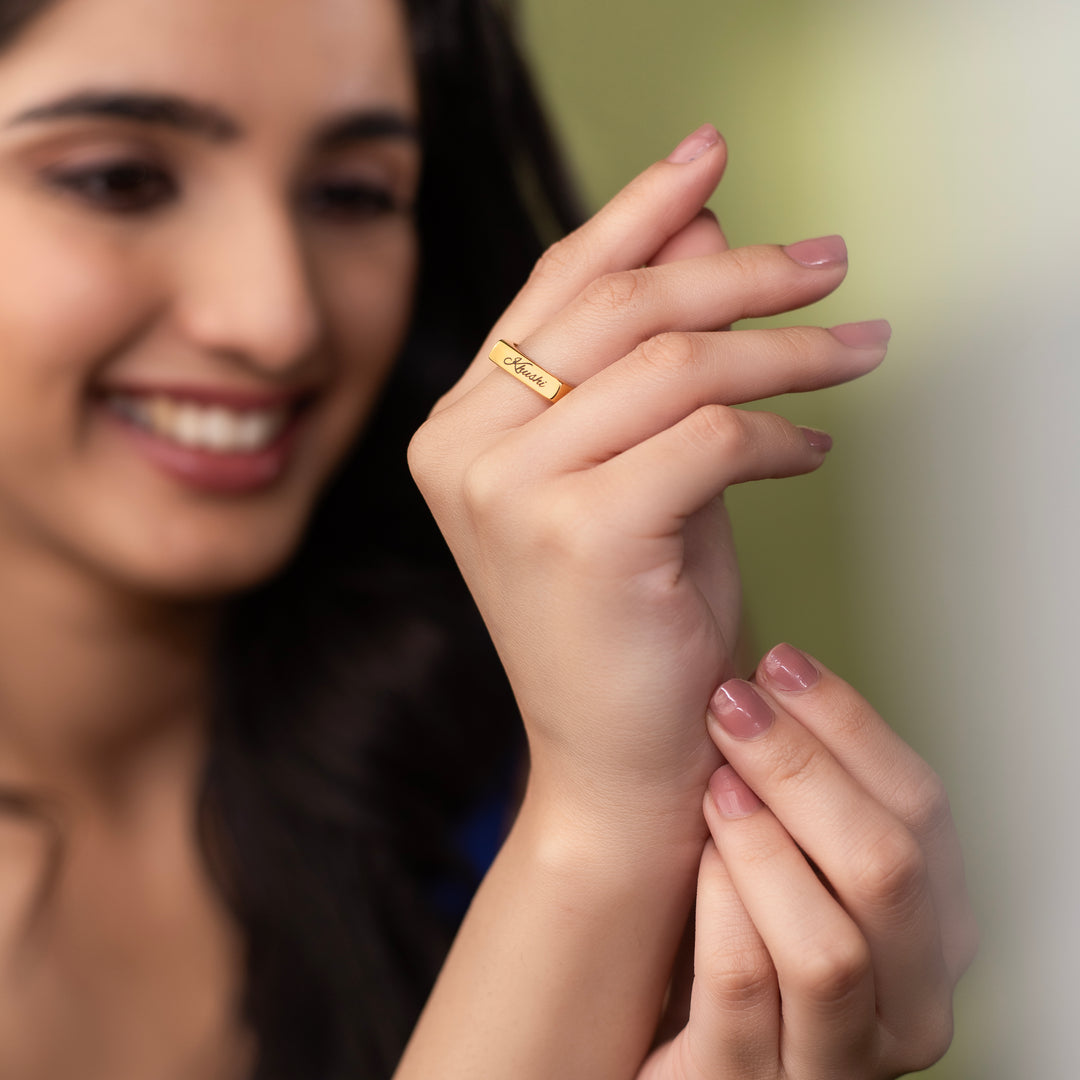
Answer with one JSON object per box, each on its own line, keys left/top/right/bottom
{"left": 513, "top": 763, "right": 711, "bottom": 887}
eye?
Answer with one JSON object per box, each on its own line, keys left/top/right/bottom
{"left": 302, "top": 178, "right": 397, "bottom": 222}
{"left": 46, "top": 159, "right": 178, "bottom": 214}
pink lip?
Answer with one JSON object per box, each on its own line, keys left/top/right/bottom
{"left": 100, "top": 399, "right": 310, "bottom": 495}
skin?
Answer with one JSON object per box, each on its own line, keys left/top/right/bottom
{"left": 403, "top": 129, "right": 975, "bottom": 1077}
{"left": 0, "top": 0, "right": 419, "bottom": 1076}
{"left": 0, "top": 0, "right": 974, "bottom": 1076}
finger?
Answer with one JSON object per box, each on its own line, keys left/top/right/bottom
{"left": 529, "top": 322, "right": 885, "bottom": 472}
{"left": 705, "top": 679, "right": 953, "bottom": 1052}
{"left": 649, "top": 207, "right": 729, "bottom": 265}
{"left": 431, "top": 125, "right": 728, "bottom": 413}
{"left": 703, "top": 766, "right": 878, "bottom": 1076}
{"left": 755, "top": 644, "right": 978, "bottom": 982}
{"left": 575, "top": 407, "right": 830, "bottom": 540}
{"left": 452, "top": 238, "right": 857, "bottom": 442}
{"left": 679, "top": 837, "right": 778, "bottom": 1080}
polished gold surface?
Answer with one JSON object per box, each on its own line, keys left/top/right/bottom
{"left": 489, "top": 340, "right": 572, "bottom": 403}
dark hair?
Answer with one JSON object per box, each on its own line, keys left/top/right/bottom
{"left": 0, "top": 1, "right": 580, "bottom": 1077}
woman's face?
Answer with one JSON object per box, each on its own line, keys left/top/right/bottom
{"left": 0, "top": 0, "right": 420, "bottom": 596}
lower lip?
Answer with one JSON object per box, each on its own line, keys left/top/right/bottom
{"left": 102, "top": 403, "right": 305, "bottom": 494}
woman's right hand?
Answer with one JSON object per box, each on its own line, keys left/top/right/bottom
{"left": 409, "top": 125, "right": 889, "bottom": 858}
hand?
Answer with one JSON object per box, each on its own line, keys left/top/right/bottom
{"left": 408, "top": 126, "right": 890, "bottom": 852}
{"left": 640, "top": 645, "right": 977, "bottom": 1079}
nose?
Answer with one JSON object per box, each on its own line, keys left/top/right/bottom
{"left": 172, "top": 191, "right": 323, "bottom": 376}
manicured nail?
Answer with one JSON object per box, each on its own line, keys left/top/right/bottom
{"left": 709, "top": 679, "right": 774, "bottom": 740}
{"left": 666, "top": 123, "right": 721, "bottom": 164}
{"left": 782, "top": 234, "right": 847, "bottom": 268}
{"left": 761, "top": 643, "right": 820, "bottom": 693}
{"left": 829, "top": 319, "right": 892, "bottom": 348}
{"left": 799, "top": 427, "right": 833, "bottom": 452}
{"left": 710, "top": 765, "right": 763, "bottom": 818}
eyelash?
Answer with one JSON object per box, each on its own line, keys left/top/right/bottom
{"left": 46, "top": 159, "right": 178, "bottom": 214}
{"left": 45, "top": 158, "right": 401, "bottom": 222}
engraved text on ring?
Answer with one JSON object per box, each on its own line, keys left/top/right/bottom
{"left": 503, "top": 355, "right": 550, "bottom": 389}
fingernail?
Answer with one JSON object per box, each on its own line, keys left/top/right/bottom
{"left": 708, "top": 679, "right": 774, "bottom": 740}
{"left": 829, "top": 319, "right": 892, "bottom": 348}
{"left": 782, "top": 234, "right": 847, "bottom": 268}
{"left": 710, "top": 765, "right": 763, "bottom": 818}
{"left": 798, "top": 427, "right": 833, "bottom": 452}
{"left": 761, "top": 643, "right": 820, "bottom": 693}
{"left": 666, "top": 123, "right": 721, "bottom": 164}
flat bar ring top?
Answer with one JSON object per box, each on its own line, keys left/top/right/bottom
{"left": 488, "top": 339, "right": 573, "bottom": 404}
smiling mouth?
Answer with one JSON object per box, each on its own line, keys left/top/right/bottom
{"left": 102, "top": 390, "right": 300, "bottom": 454}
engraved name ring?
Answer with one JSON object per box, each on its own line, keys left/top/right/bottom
{"left": 488, "top": 340, "right": 574, "bottom": 404}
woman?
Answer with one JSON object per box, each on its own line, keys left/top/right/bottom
{"left": 0, "top": 0, "right": 973, "bottom": 1077}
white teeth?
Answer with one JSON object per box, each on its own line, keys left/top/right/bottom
{"left": 105, "top": 393, "right": 289, "bottom": 453}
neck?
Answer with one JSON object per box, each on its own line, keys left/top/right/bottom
{"left": 0, "top": 538, "right": 220, "bottom": 816}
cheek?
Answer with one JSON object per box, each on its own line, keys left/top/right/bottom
{"left": 0, "top": 206, "right": 158, "bottom": 474}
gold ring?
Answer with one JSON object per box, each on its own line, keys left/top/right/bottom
{"left": 488, "top": 340, "right": 573, "bottom": 403}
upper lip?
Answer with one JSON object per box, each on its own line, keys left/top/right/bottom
{"left": 95, "top": 382, "right": 318, "bottom": 410}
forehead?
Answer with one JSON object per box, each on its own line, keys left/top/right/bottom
{"left": 0, "top": 0, "right": 417, "bottom": 124}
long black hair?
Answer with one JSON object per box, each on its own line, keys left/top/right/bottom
{"left": 204, "top": 3, "right": 582, "bottom": 1078}
{"left": 0, "top": 1, "right": 581, "bottom": 1077}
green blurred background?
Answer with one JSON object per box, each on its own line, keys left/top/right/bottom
{"left": 518, "top": 1, "right": 1080, "bottom": 1077}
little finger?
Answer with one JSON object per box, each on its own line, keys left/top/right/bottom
{"left": 584, "top": 405, "right": 830, "bottom": 539}
{"left": 675, "top": 839, "right": 779, "bottom": 1080}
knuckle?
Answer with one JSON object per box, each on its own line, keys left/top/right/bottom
{"left": 718, "top": 244, "right": 761, "bottom": 291}
{"left": 901, "top": 999, "right": 956, "bottom": 1073}
{"left": 894, "top": 767, "right": 952, "bottom": 838}
{"left": 852, "top": 823, "right": 927, "bottom": 911}
{"left": 790, "top": 932, "right": 872, "bottom": 1005}
{"left": 758, "top": 323, "right": 827, "bottom": 370}
{"left": 682, "top": 403, "right": 742, "bottom": 455}
{"left": 580, "top": 268, "right": 649, "bottom": 320}
{"left": 406, "top": 418, "right": 443, "bottom": 494}
{"left": 764, "top": 734, "right": 831, "bottom": 797}
{"left": 822, "top": 690, "right": 878, "bottom": 742}
{"left": 460, "top": 449, "right": 508, "bottom": 521}
{"left": 529, "top": 235, "right": 577, "bottom": 285}
{"left": 633, "top": 332, "right": 700, "bottom": 380}
{"left": 699, "top": 938, "right": 776, "bottom": 1013}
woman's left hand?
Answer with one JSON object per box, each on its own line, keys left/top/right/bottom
{"left": 640, "top": 645, "right": 977, "bottom": 1079}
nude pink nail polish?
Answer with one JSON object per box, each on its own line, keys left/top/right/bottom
{"left": 709, "top": 679, "right": 774, "bottom": 740}
{"left": 798, "top": 427, "right": 833, "bottom": 452}
{"left": 710, "top": 765, "right": 763, "bottom": 818}
{"left": 762, "top": 643, "right": 820, "bottom": 693}
{"left": 829, "top": 319, "right": 892, "bottom": 348}
{"left": 782, "top": 234, "right": 848, "bottom": 268}
{"left": 666, "top": 123, "right": 720, "bottom": 164}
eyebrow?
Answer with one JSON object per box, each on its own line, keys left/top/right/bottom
{"left": 6, "top": 90, "right": 420, "bottom": 151}
{"left": 311, "top": 110, "right": 420, "bottom": 151}
{"left": 7, "top": 90, "right": 241, "bottom": 141}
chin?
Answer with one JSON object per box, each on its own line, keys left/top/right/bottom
{"left": 84, "top": 500, "right": 317, "bottom": 602}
